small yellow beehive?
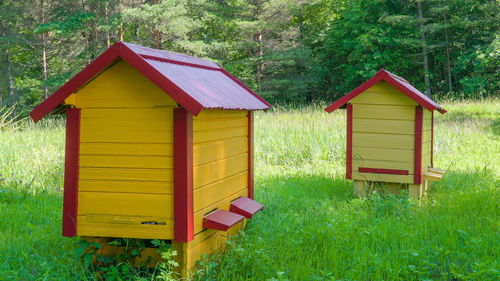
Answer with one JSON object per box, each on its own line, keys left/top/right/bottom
{"left": 325, "top": 69, "right": 446, "bottom": 198}
{"left": 30, "top": 42, "right": 269, "bottom": 276}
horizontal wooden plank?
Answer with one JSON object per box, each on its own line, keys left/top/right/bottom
{"left": 352, "top": 172, "right": 414, "bottom": 184}
{"left": 353, "top": 133, "right": 414, "bottom": 150}
{"left": 353, "top": 147, "right": 413, "bottom": 162}
{"left": 193, "top": 189, "right": 247, "bottom": 234}
{"left": 78, "top": 191, "right": 173, "bottom": 218}
{"left": 194, "top": 110, "right": 248, "bottom": 120}
{"left": 353, "top": 119, "right": 414, "bottom": 135}
{"left": 79, "top": 179, "right": 173, "bottom": 194}
{"left": 79, "top": 167, "right": 173, "bottom": 182}
{"left": 74, "top": 61, "right": 177, "bottom": 108}
{"left": 353, "top": 160, "right": 414, "bottom": 174}
{"left": 194, "top": 153, "right": 248, "bottom": 188}
{"left": 353, "top": 104, "right": 415, "bottom": 120}
{"left": 78, "top": 216, "right": 173, "bottom": 240}
{"left": 81, "top": 119, "right": 171, "bottom": 133}
{"left": 194, "top": 172, "right": 248, "bottom": 211}
{"left": 80, "top": 131, "right": 173, "bottom": 143}
{"left": 81, "top": 108, "right": 173, "bottom": 121}
{"left": 194, "top": 118, "right": 247, "bottom": 132}
{"left": 80, "top": 143, "right": 172, "bottom": 156}
{"left": 193, "top": 127, "right": 247, "bottom": 144}
{"left": 350, "top": 82, "right": 418, "bottom": 106}
{"left": 80, "top": 155, "right": 173, "bottom": 169}
{"left": 193, "top": 137, "right": 247, "bottom": 166}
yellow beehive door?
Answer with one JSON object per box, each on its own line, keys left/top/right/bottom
{"left": 65, "top": 60, "right": 177, "bottom": 239}
{"left": 351, "top": 81, "right": 417, "bottom": 183}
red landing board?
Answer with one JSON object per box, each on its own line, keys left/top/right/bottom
{"left": 203, "top": 210, "right": 245, "bottom": 231}
{"left": 230, "top": 197, "right": 264, "bottom": 219}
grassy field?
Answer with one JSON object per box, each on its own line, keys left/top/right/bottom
{"left": 0, "top": 100, "right": 498, "bottom": 280}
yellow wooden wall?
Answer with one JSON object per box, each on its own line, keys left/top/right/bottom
{"left": 65, "top": 60, "right": 177, "bottom": 239}
{"left": 422, "top": 110, "right": 433, "bottom": 169}
{"left": 350, "top": 81, "right": 417, "bottom": 183}
{"left": 192, "top": 110, "right": 249, "bottom": 235}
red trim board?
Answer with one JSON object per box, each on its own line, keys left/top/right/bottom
{"left": 431, "top": 111, "right": 434, "bottom": 167}
{"left": 414, "top": 106, "right": 424, "bottom": 184}
{"left": 346, "top": 104, "right": 353, "bottom": 179}
{"left": 247, "top": 111, "right": 255, "bottom": 199}
{"left": 62, "top": 108, "right": 81, "bottom": 237}
{"left": 358, "top": 168, "right": 409, "bottom": 175}
{"left": 173, "top": 108, "right": 194, "bottom": 242}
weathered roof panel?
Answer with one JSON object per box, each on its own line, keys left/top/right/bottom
{"left": 145, "top": 58, "right": 270, "bottom": 110}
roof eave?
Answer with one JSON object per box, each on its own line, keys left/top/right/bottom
{"left": 30, "top": 42, "right": 207, "bottom": 122}
{"left": 324, "top": 70, "right": 447, "bottom": 114}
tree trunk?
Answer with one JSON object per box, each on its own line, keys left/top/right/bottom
{"left": 444, "top": 5, "right": 453, "bottom": 93}
{"left": 417, "top": 0, "right": 431, "bottom": 98}
{"left": 105, "top": 2, "right": 111, "bottom": 46}
{"left": 40, "top": 0, "right": 49, "bottom": 99}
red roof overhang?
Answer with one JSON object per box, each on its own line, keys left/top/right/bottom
{"left": 30, "top": 42, "right": 271, "bottom": 122}
{"left": 324, "top": 70, "right": 446, "bottom": 114}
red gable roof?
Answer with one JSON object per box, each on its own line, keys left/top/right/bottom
{"left": 324, "top": 69, "right": 446, "bottom": 114}
{"left": 30, "top": 42, "right": 271, "bottom": 122}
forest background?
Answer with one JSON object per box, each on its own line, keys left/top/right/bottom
{"left": 0, "top": 0, "right": 498, "bottom": 117}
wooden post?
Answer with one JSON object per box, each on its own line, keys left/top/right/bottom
{"left": 62, "top": 108, "right": 80, "bottom": 237}
{"left": 173, "top": 108, "right": 194, "bottom": 242}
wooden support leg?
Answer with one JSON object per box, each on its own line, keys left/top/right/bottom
{"left": 353, "top": 180, "right": 368, "bottom": 197}
{"left": 384, "top": 183, "right": 403, "bottom": 195}
{"left": 172, "top": 241, "right": 192, "bottom": 278}
{"left": 409, "top": 184, "right": 423, "bottom": 199}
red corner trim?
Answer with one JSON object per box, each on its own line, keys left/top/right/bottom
{"left": 62, "top": 108, "right": 80, "bottom": 237}
{"left": 358, "top": 167, "right": 409, "bottom": 175}
{"left": 346, "top": 104, "right": 353, "bottom": 179}
{"left": 202, "top": 210, "right": 245, "bottom": 231}
{"left": 220, "top": 69, "right": 272, "bottom": 109}
{"left": 414, "top": 106, "right": 423, "bottom": 184}
{"left": 30, "top": 45, "right": 120, "bottom": 122}
{"left": 248, "top": 111, "right": 255, "bottom": 199}
{"left": 431, "top": 111, "right": 434, "bottom": 167}
{"left": 173, "top": 108, "right": 194, "bottom": 242}
{"left": 230, "top": 196, "right": 263, "bottom": 219}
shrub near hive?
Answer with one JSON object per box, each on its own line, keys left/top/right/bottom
{"left": 325, "top": 70, "right": 446, "bottom": 199}
{"left": 30, "top": 42, "right": 269, "bottom": 276}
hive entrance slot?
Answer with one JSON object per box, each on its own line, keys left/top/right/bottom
{"left": 141, "top": 221, "right": 166, "bottom": 225}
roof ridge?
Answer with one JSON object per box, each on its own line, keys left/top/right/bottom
{"left": 120, "top": 41, "right": 221, "bottom": 69}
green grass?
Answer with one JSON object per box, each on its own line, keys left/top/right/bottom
{"left": 0, "top": 99, "right": 498, "bottom": 280}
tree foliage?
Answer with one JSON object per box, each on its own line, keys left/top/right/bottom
{"left": 0, "top": 0, "right": 498, "bottom": 117}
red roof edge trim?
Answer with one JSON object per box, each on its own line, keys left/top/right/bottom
{"left": 141, "top": 54, "right": 222, "bottom": 71}
{"left": 380, "top": 72, "right": 439, "bottom": 113}
{"left": 30, "top": 44, "right": 121, "bottom": 122}
{"left": 116, "top": 44, "right": 203, "bottom": 115}
{"left": 324, "top": 69, "right": 447, "bottom": 114}
{"left": 324, "top": 74, "right": 383, "bottom": 113}
{"left": 220, "top": 69, "right": 272, "bottom": 110}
